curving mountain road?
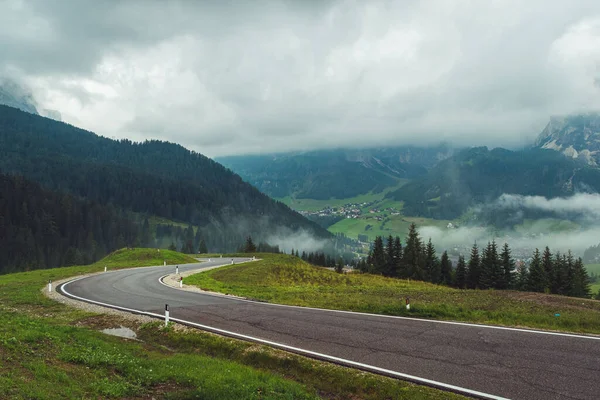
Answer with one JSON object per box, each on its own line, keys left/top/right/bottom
{"left": 58, "top": 259, "right": 600, "bottom": 400}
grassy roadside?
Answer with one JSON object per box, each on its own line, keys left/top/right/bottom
{"left": 186, "top": 253, "right": 600, "bottom": 334}
{"left": 0, "top": 248, "right": 463, "bottom": 399}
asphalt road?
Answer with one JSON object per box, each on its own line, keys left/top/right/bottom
{"left": 58, "top": 259, "right": 600, "bottom": 400}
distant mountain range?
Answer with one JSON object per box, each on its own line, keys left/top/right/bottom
{"left": 387, "top": 146, "right": 600, "bottom": 219}
{"left": 217, "top": 145, "right": 454, "bottom": 199}
{"left": 222, "top": 113, "right": 600, "bottom": 224}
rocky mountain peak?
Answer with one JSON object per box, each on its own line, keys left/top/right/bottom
{"left": 0, "top": 77, "right": 39, "bottom": 115}
{"left": 534, "top": 113, "right": 600, "bottom": 165}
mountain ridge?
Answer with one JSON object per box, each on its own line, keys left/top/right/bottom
{"left": 0, "top": 105, "right": 331, "bottom": 251}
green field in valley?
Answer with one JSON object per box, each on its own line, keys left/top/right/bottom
{"left": 0, "top": 249, "right": 462, "bottom": 400}
{"left": 277, "top": 180, "right": 409, "bottom": 212}
{"left": 328, "top": 214, "right": 452, "bottom": 242}
{"left": 187, "top": 254, "right": 600, "bottom": 334}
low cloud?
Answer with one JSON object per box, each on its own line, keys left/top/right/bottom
{"left": 494, "top": 193, "right": 600, "bottom": 219}
{"left": 266, "top": 229, "right": 327, "bottom": 254}
{"left": 420, "top": 224, "right": 600, "bottom": 257}
{"left": 419, "top": 193, "right": 600, "bottom": 257}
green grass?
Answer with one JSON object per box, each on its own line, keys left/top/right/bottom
{"left": 186, "top": 254, "right": 600, "bottom": 334}
{"left": 585, "top": 263, "right": 600, "bottom": 275}
{"left": 0, "top": 249, "right": 462, "bottom": 399}
{"left": 277, "top": 180, "right": 409, "bottom": 212}
{"left": 96, "top": 248, "right": 198, "bottom": 268}
{"left": 328, "top": 215, "right": 451, "bottom": 242}
{"left": 514, "top": 218, "right": 580, "bottom": 234}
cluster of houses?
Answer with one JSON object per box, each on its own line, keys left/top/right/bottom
{"left": 299, "top": 201, "right": 402, "bottom": 221}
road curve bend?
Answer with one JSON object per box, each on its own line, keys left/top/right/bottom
{"left": 58, "top": 259, "right": 600, "bottom": 400}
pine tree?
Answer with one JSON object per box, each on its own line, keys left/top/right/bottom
{"left": 479, "top": 242, "right": 493, "bottom": 289}
{"left": 551, "top": 252, "right": 565, "bottom": 294}
{"left": 385, "top": 235, "right": 395, "bottom": 277}
{"left": 198, "top": 239, "right": 208, "bottom": 254}
{"left": 570, "top": 257, "right": 591, "bottom": 298}
{"left": 515, "top": 260, "right": 528, "bottom": 290}
{"left": 372, "top": 236, "right": 386, "bottom": 274}
{"left": 541, "top": 247, "right": 553, "bottom": 293}
{"left": 244, "top": 236, "right": 257, "bottom": 253}
{"left": 393, "top": 236, "right": 403, "bottom": 277}
{"left": 466, "top": 243, "right": 480, "bottom": 289}
{"left": 454, "top": 255, "right": 467, "bottom": 289}
{"left": 424, "top": 238, "right": 440, "bottom": 283}
{"left": 527, "top": 248, "right": 547, "bottom": 292}
{"left": 440, "top": 250, "right": 453, "bottom": 286}
{"left": 403, "top": 223, "right": 424, "bottom": 280}
{"left": 500, "top": 243, "right": 515, "bottom": 289}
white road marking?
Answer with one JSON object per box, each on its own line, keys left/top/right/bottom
{"left": 157, "top": 272, "right": 600, "bottom": 341}
{"left": 59, "top": 275, "right": 509, "bottom": 400}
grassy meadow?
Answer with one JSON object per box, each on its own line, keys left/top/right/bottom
{"left": 187, "top": 254, "right": 600, "bottom": 334}
{"left": 0, "top": 248, "right": 461, "bottom": 399}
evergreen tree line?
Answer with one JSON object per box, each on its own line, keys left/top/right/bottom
{"left": 239, "top": 236, "right": 282, "bottom": 254}
{"left": 357, "top": 224, "right": 593, "bottom": 298}
{"left": 0, "top": 173, "right": 140, "bottom": 273}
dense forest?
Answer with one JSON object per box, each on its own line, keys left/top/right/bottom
{"left": 0, "top": 105, "right": 330, "bottom": 254}
{"left": 357, "top": 224, "right": 595, "bottom": 299}
{"left": 0, "top": 173, "right": 140, "bottom": 273}
{"left": 389, "top": 146, "right": 600, "bottom": 220}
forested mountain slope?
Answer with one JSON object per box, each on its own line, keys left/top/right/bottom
{"left": 0, "top": 173, "right": 140, "bottom": 273}
{"left": 388, "top": 146, "right": 600, "bottom": 219}
{"left": 0, "top": 105, "right": 330, "bottom": 251}
{"left": 217, "top": 146, "right": 453, "bottom": 199}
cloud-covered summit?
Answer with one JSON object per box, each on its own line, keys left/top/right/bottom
{"left": 2, "top": 0, "right": 600, "bottom": 156}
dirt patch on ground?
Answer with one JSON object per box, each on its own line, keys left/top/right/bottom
{"left": 505, "top": 290, "right": 600, "bottom": 312}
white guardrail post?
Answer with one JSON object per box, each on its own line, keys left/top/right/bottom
{"left": 165, "top": 304, "right": 170, "bottom": 326}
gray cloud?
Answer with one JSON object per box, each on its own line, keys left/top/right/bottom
{"left": 2, "top": 0, "right": 600, "bottom": 156}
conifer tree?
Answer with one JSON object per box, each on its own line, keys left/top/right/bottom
{"left": 440, "top": 250, "right": 453, "bottom": 286}
{"left": 500, "top": 243, "right": 515, "bottom": 289}
{"left": 393, "top": 236, "right": 403, "bottom": 277}
{"left": 515, "top": 260, "right": 528, "bottom": 290}
{"left": 244, "top": 236, "right": 257, "bottom": 253}
{"left": 403, "top": 223, "right": 424, "bottom": 280}
{"left": 527, "top": 248, "right": 547, "bottom": 292}
{"left": 541, "top": 247, "right": 553, "bottom": 293}
{"left": 564, "top": 251, "right": 575, "bottom": 295}
{"left": 454, "top": 255, "right": 467, "bottom": 289}
{"left": 372, "top": 236, "right": 386, "bottom": 274}
{"left": 424, "top": 238, "right": 440, "bottom": 283}
{"left": 551, "top": 252, "right": 565, "bottom": 294}
{"left": 570, "top": 257, "right": 591, "bottom": 298}
{"left": 479, "top": 242, "right": 493, "bottom": 289}
{"left": 198, "top": 239, "right": 208, "bottom": 254}
{"left": 466, "top": 243, "right": 480, "bottom": 289}
{"left": 385, "top": 235, "right": 395, "bottom": 277}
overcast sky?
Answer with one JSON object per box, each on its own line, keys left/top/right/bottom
{"left": 2, "top": 0, "right": 600, "bottom": 157}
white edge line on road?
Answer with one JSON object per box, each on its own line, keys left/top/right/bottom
{"left": 58, "top": 275, "right": 508, "bottom": 400}
{"left": 157, "top": 273, "right": 600, "bottom": 341}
